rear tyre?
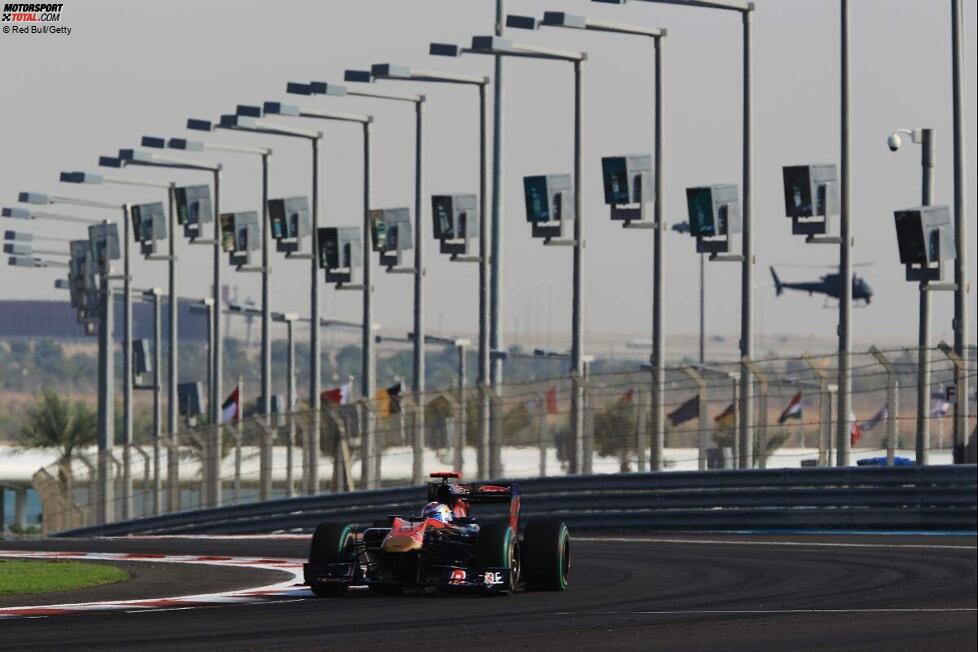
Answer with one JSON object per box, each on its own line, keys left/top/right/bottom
{"left": 476, "top": 522, "right": 519, "bottom": 594}
{"left": 522, "top": 520, "right": 569, "bottom": 591}
{"left": 308, "top": 523, "right": 355, "bottom": 597}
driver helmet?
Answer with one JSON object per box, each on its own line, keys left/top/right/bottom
{"left": 421, "top": 501, "right": 453, "bottom": 523}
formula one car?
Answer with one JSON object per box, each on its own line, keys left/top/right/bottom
{"left": 303, "top": 472, "right": 570, "bottom": 596}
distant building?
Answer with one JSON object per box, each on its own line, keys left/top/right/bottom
{"left": 0, "top": 299, "right": 208, "bottom": 342}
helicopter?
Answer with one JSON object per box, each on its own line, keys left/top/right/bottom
{"left": 770, "top": 266, "right": 873, "bottom": 305}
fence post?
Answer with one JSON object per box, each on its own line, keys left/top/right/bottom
{"left": 412, "top": 396, "right": 424, "bottom": 486}
{"left": 635, "top": 384, "right": 648, "bottom": 472}
{"left": 869, "top": 346, "right": 899, "bottom": 465}
{"left": 744, "top": 358, "right": 769, "bottom": 469}
{"left": 937, "top": 341, "right": 967, "bottom": 464}
{"left": 582, "top": 365, "right": 593, "bottom": 475}
{"left": 730, "top": 373, "right": 740, "bottom": 468}
{"left": 803, "top": 353, "right": 834, "bottom": 467}
{"left": 680, "top": 366, "right": 707, "bottom": 471}
{"left": 456, "top": 346, "right": 467, "bottom": 476}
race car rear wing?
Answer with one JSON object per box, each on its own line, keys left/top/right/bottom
{"left": 427, "top": 473, "right": 521, "bottom": 531}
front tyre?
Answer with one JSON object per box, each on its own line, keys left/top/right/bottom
{"left": 522, "top": 520, "right": 569, "bottom": 591}
{"left": 476, "top": 523, "right": 520, "bottom": 594}
{"left": 308, "top": 523, "right": 355, "bottom": 597}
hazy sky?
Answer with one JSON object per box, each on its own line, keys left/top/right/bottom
{"left": 1, "top": 0, "right": 975, "bottom": 352}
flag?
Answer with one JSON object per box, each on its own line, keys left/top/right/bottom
{"left": 850, "top": 411, "right": 862, "bottom": 445}
{"left": 859, "top": 406, "right": 887, "bottom": 432}
{"left": 322, "top": 380, "right": 351, "bottom": 406}
{"left": 545, "top": 386, "right": 558, "bottom": 415}
{"left": 929, "top": 400, "right": 951, "bottom": 419}
{"left": 387, "top": 381, "right": 402, "bottom": 415}
{"left": 714, "top": 402, "right": 735, "bottom": 428}
{"left": 375, "top": 381, "right": 403, "bottom": 418}
{"left": 778, "top": 392, "right": 803, "bottom": 425}
{"left": 221, "top": 385, "right": 240, "bottom": 423}
{"left": 617, "top": 389, "right": 635, "bottom": 406}
{"left": 667, "top": 394, "right": 699, "bottom": 427}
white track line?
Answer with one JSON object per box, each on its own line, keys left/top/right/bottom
{"left": 576, "top": 536, "right": 977, "bottom": 551}
{"left": 0, "top": 550, "right": 310, "bottom": 620}
{"left": 555, "top": 608, "right": 977, "bottom": 616}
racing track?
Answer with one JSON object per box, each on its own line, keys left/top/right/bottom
{"left": 1, "top": 534, "right": 975, "bottom": 651}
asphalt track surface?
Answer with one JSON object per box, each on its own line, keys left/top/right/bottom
{"left": 1, "top": 534, "right": 975, "bottom": 651}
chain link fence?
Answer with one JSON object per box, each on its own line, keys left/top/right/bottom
{"left": 33, "top": 345, "right": 976, "bottom": 534}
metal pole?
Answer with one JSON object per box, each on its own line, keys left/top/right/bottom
{"left": 121, "top": 207, "right": 133, "bottom": 521}
{"left": 478, "top": 82, "right": 491, "bottom": 481}
{"left": 739, "top": 8, "right": 755, "bottom": 470}
{"left": 456, "top": 344, "right": 467, "bottom": 474}
{"left": 211, "top": 169, "right": 223, "bottom": 508}
{"left": 570, "top": 58, "right": 585, "bottom": 475}
{"left": 837, "top": 0, "right": 853, "bottom": 467}
{"left": 309, "top": 138, "right": 321, "bottom": 496}
{"left": 151, "top": 291, "right": 162, "bottom": 514}
{"left": 286, "top": 319, "right": 296, "bottom": 498}
{"left": 487, "top": 0, "right": 506, "bottom": 480}
{"left": 916, "top": 128, "right": 935, "bottom": 465}
{"left": 756, "top": 375, "right": 768, "bottom": 469}
{"left": 950, "top": 0, "right": 968, "bottom": 464}
{"left": 700, "top": 254, "right": 706, "bottom": 366}
{"left": 361, "top": 121, "right": 376, "bottom": 490}
{"left": 96, "top": 232, "right": 114, "bottom": 525}
{"left": 166, "top": 186, "right": 178, "bottom": 513}
{"left": 261, "top": 154, "right": 271, "bottom": 419}
{"left": 490, "top": 0, "right": 505, "bottom": 388}
{"left": 414, "top": 100, "right": 426, "bottom": 399}
{"left": 258, "top": 153, "right": 272, "bottom": 501}
{"left": 212, "top": 170, "right": 223, "bottom": 427}
{"left": 650, "top": 36, "right": 665, "bottom": 472}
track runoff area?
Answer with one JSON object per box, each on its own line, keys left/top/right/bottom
{"left": 0, "top": 532, "right": 975, "bottom": 651}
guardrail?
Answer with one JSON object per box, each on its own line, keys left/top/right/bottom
{"left": 58, "top": 465, "right": 976, "bottom": 537}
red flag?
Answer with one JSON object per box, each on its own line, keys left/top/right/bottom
{"left": 618, "top": 389, "right": 635, "bottom": 406}
{"left": 778, "top": 392, "right": 803, "bottom": 424}
{"left": 545, "top": 386, "right": 558, "bottom": 415}
{"left": 321, "top": 381, "right": 351, "bottom": 406}
{"left": 221, "top": 385, "right": 240, "bottom": 423}
{"left": 850, "top": 412, "right": 862, "bottom": 445}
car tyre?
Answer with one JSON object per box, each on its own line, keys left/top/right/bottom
{"left": 308, "top": 523, "right": 354, "bottom": 597}
{"left": 476, "top": 522, "right": 519, "bottom": 595}
{"left": 522, "top": 520, "right": 569, "bottom": 591}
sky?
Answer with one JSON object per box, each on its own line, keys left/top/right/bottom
{"left": 0, "top": 0, "right": 975, "bottom": 354}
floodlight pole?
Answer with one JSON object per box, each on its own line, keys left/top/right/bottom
{"left": 165, "top": 186, "right": 178, "bottom": 509}
{"left": 488, "top": 0, "right": 507, "bottom": 481}
{"left": 837, "top": 0, "right": 852, "bottom": 467}
{"left": 95, "top": 219, "right": 115, "bottom": 526}
{"left": 361, "top": 120, "right": 377, "bottom": 489}
{"left": 613, "top": 0, "right": 754, "bottom": 469}
{"left": 491, "top": 0, "right": 505, "bottom": 392}
{"left": 739, "top": 6, "right": 755, "bottom": 470}
{"left": 570, "top": 58, "right": 586, "bottom": 475}
{"left": 917, "top": 128, "right": 935, "bottom": 465}
{"left": 363, "top": 67, "right": 491, "bottom": 479}
{"left": 120, "top": 204, "right": 133, "bottom": 520}
{"left": 310, "top": 137, "right": 321, "bottom": 495}
{"left": 149, "top": 289, "right": 163, "bottom": 513}
{"left": 950, "top": 0, "right": 968, "bottom": 464}
{"left": 260, "top": 152, "right": 271, "bottom": 422}
{"left": 883, "top": 126, "right": 938, "bottom": 464}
